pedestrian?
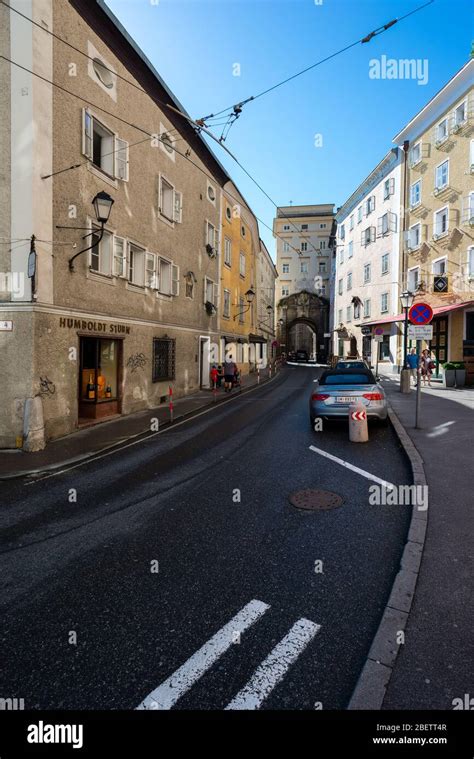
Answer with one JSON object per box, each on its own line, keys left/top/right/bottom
{"left": 420, "top": 349, "right": 434, "bottom": 387}
{"left": 406, "top": 348, "right": 419, "bottom": 387}
{"left": 210, "top": 364, "right": 218, "bottom": 389}
{"left": 216, "top": 364, "right": 224, "bottom": 388}
{"left": 233, "top": 363, "right": 240, "bottom": 388}
{"left": 224, "top": 356, "right": 235, "bottom": 393}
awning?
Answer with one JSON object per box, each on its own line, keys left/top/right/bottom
{"left": 249, "top": 333, "right": 267, "bottom": 343}
{"left": 431, "top": 300, "right": 474, "bottom": 316}
{"left": 361, "top": 300, "right": 474, "bottom": 327}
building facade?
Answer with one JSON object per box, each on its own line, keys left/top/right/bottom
{"left": 333, "top": 149, "right": 403, "bottom": 369}
{"left": 0, "top": 0, "right": 271, "bottom": 449}
{"left": 393, "top": 59, "right": 474, "bottom": 380}
{"left": 255, "top": 239, "right": 278, "bottom": 362}
{"left": 273, "top": 204, "right": 335, "bottom": 302}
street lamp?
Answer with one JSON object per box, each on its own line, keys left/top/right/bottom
{"left": 233, "top": 288, "right": 256, "bottom": 321}
{"left": 68, "top": 192, "right": 115, "bottom": 271}
{"left": 400, "top": 289, "right": 415, "bottom": 369}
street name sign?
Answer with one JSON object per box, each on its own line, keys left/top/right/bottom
{"left": 374, "top": 335, "right": 383, "bottom": 342}
{"left": 408, "top": 325, "right": 433, "bottom": 340}
{"left": 0, "top": 320, "right": 13, "bottom": 331}
{"left": 409, "top": 302, "right": 433, "bottom": 325}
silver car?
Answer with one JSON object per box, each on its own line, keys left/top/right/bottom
{"left": 309, "top": 368, "right": 388, "bottom": 424}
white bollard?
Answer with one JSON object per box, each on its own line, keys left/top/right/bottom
{"left": 349, "top": 402, "right": 368, "bottom": 443}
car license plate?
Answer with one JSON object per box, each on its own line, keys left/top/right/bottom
{"left": 336, "top": 396, "right": 354, "bottom": 403}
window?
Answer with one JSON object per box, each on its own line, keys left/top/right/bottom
{"left": 363, "top": 263, "right": 371, "bottom": 284}
{"left": 339, "top": 224, "right": 345, "bottom": 240}
{"left": 357, "top": 206, "right": 362, "bottom": 223}
{"left": 381, "top": 292, "right": 389, "bottom": 313}
{"left": 470, "top": 139, "right": 474, "bottom": 169}
{"left": 339, "top": 247, "right": 344, "bottom": 264}
{"left": 301, "top": 262, "right": 308, "bottom": 273}
{"left": 82, "top": 110, "right": 128, "bottom": 179}
{"left": 435, "top": 160, "right": 449, "bottom": 190}
{"left": 283, "top": 242, "right": 290, "bottom": 252}
{"left": 128, "top": 243, "right": 145, "bottom": 286}
{"left": 318, "top": 285, "right": 326, "bottom": 296}
{"left": 157, "top": 257, "right": 179, "bottom": 296}
{"left": 468, "top": 247, "right": 474, "bottom": 278}
{"left": 410, "top": 180, "right": 421, "bottom": 207}
{"left": 301, "top": 241, "right": 308, "bottom": 252}
{"left": 384, "top": 178, "right": 395, "bottom": 199}
{"left": 113, "top": 236, "right": 126, "bottom": 277}
{"left": 204, "top": 277, "right": 218, "bottom": 305}
{"left": 159, "top": 176, "right": 173, "bottom": 221}
{"left": 347, "top": 272, "right": 352, "bottom": 290}
{"left": 409, "top": 223, "right": 421, "bottom": 249}
{"left": 365, "top": 196, "right": 375, "bottom": 216}
{"left": 318, "top": 262, "right": 327, "bottom": 274}
{"left": 301, "top": 224, "right": 308, "bottom": 231}
{"left": 239, "top": 252, "right": 246, "bottom": 277}
{"left": 207, "top": 183, "right": 216, "bottom": 204}
{"left": 206, "top": 221, "right": 216, "bottom": 249}
{"left": 320, "top": 240, "right": 326, "bottom": 250}
{"left": 434, "top": 207, "right": 449, "bottom": 237}
{"left": 152, "top": 338, "right": 176, "bottom": 382}
{"left": 282, "top": 263, "right": 289, "bottom": 273}
{"left": 145, "top": 252, "right": 157, "bottom": 289}
{"left": 319, "top": 223, "right": 327, "bottom": 229}
{"left": 363, "top": 299, "right": 371, "bottom": 318}
{"left": 238, "top": 296, "right": 245, "bottom": 323}
{"left": 408, "top": 267, "right": 420, "bottom": 292}
{"left": 90, "top": 227, "right": 112, "bottom": 275}
{"left": 346, "top": 306, "right": 352, "bottom": 322}
{"left": 410, "top": 142, "right": 422, "bottom": 166}
{"left": 362, "top": 226, "right": 375, "bottom": 246}
{"left": 241, "top": 224, "right": 246, "bottom": 238}
{"left": 435, "top": 118, "right": 448, "bottom": 144}
{"left": 378, "top": 212, "right": 396, "bottom": 236}
{"left": 282, "top": 286, "right": 289, "bottom": 296}
{"left": 223, "top": 289, "right": 231, "bottom": 318}
{"left": 454, "top": 100, "right": 466, "bottom": 127}
{"left": 338, "top": 278, "right": 343, "bottom": 295}
{"left": 348, "top": 241, "right": 353, "bottom": 258}
{"left": 432, "top": 257, "right": 447, "bottom": 275}
{"left": 283, "top": 224, "right": 290, "bottom": 231}
{"left": 92, "top": 57, "right": 114, "bottom": 89}
{"left": 338, "top": 309, "right": 343, "bottom": 324}
{"left": 224, "top": 237, "right": 232, "bottom": 267}
{"left": 349, "top": 215, "right": 354, "bottom": 230}
{"left": 381, "top": 253, "right": 389, "bottom": 275}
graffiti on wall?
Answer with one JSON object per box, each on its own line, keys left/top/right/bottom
{"left": 126, "top": 353, "right": 147, "bottom": 373}
{"left": 39, "top": 377, "right": 56, "bottom": 397}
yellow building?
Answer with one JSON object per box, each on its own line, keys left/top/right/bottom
{"left": 219, "top": 181, "right": 259, "bottom": 375}
{"left": 394, "top": 59, "right": 474, "bottom": 381}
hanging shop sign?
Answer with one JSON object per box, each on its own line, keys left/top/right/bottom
{"left": 59, "top": 317, "right": 131, "bottom": 334}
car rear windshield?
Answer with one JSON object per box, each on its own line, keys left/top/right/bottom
{"left": 322, "top": 373, "right": 374, "bottom": 385}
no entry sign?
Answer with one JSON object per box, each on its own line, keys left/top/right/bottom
{"left": 408, "top": 302, "right": 433, "bottom": 325}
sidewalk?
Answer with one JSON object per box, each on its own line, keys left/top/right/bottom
{"left": 0, "top": 367, "right": 276, "bottom": 480}
{"left": 378, "top": 368, "right": 474, "bottom": 709}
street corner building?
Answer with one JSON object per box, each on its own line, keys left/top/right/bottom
{"left": 0, "top": 0, "right": 274, "bottom": 451}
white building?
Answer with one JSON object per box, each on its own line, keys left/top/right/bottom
{"left": 333, "top": 149, "right": 403, "bottom": 369}
{"left": 273, "top": 204, "right": 335, "bottom": 301}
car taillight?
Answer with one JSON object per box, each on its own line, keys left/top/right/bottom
{"left": 363, "top": 393, "right": 383, "bottom": 401}
{"left": 312, "top": 393, "right": 330, "bottom": 401}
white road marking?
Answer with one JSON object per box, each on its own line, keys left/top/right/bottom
{"left": 225, "top": 618, "right": 320, "bottom": 710}
{"left": 136, "top": 599, "right": 270, "bottom": 710}
{"left": 309, "top": 445, "right": 396, "bottom": 490}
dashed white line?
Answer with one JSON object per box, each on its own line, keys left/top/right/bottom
{"left": 309, "top": 444, "right": 396, "bottom": 490}
{"left": 136, "top": 599, "right": 270, "bottom": 710}
{"left": 225, "top": 617, "right": 320, "bottom": 710}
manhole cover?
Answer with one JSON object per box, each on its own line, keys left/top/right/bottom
{"left": 289, "top": 489, "right": 343, "bottom": 511}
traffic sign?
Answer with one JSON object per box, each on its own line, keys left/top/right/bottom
{"left": 374, "top": 327, "right": 384, "bottom": 336}
{"left": 408, "top": 325, "right": 433, "bottom": 340}
{"left": 374, "top": 335, "right": 383, "bottom": 342}
{"left": 361, "top": 326, "right": 372, "bottom": 336}
{"left": 409, "top": 302, "right": 433, "bottom": 325}
{"left": 351, "top": 410, "right": 366, "bottom": 421}
{"left": 434, "top": 275, "right": 448, "bottom": 293}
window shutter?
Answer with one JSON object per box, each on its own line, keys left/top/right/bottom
{"left": 146, "top": 252, "right": 156, "bottom": 288}
{"left": 116, "top": 138, "right": 129, "bottom": 181}
{"left": 173, "top": 191, "right": 182, "bottom": 223}
{"left": 377, "top": 217, "right": 383, "bottom": 236}
{"left": 213, "top": 283, "right": 219, "bottom": 306}
{"left": 390, "top": 212, "right": 397, "bottom": 232}
{"left": 389, "top": 178, "right": 395, "bottom": 195}
{"left": 360, "top": 231, "right": 365, "bottom": 246}
{"left": 113, "top": 236, "right": 126, "bottom": 277}
{"left": 158, "top": 175, "right": 162, "bottom": 214}
{"left": 370, "top": 226, "right": 376, "bottom": 243}
{"left": 172, "top": 264, "right": 179, "bottom": 296}
{"left": 82, "top": 109, "right": 93, "bottom": 159}
{"left": 203, "top": 278, "right": 207, "bottom": 304}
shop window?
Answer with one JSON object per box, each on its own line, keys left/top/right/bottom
{"left": 79, "top": 337, "right": 120, "bottom": 420}
{"left": 152, "top": 338, "right": 176, "bottom": 382}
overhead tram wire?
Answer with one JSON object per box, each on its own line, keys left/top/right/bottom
{"left": 198, "top": 0, "right": 435, "bottom": 122}
{"left": 0, "top": 57, "right": 308, "bottom": 265}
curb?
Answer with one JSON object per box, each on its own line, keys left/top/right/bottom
{"left": 347, "top": 399, "right": 428, "bottom": 710}
{"left": 0, "top": 370, "right": 283, "bottom": 481}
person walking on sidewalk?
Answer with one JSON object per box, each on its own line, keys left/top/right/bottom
{"left": 224, "top": 357, "right": 236, "bottom": 393}
{"left": 420, "top": 348, "right": 434, "bottom": 387}
{"left": 210, "top": 365, "right": 219, "bottom": 390}
{"left": 406, "top": 348, "right": 419, "bottom": 387}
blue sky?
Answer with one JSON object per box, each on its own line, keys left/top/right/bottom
{"left": 106, "top": 0, "right": 473, "bottom": 258}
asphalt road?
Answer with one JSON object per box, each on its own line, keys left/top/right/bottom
{"left": 0, "top": 366, "right": 412, "bottom": 710}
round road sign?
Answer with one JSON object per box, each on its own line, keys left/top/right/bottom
{"left": 374, "top": 327, "right": 384, "bottom": 336}
{"left": 408, "top": 302, "right": 433, "bottom": 325}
